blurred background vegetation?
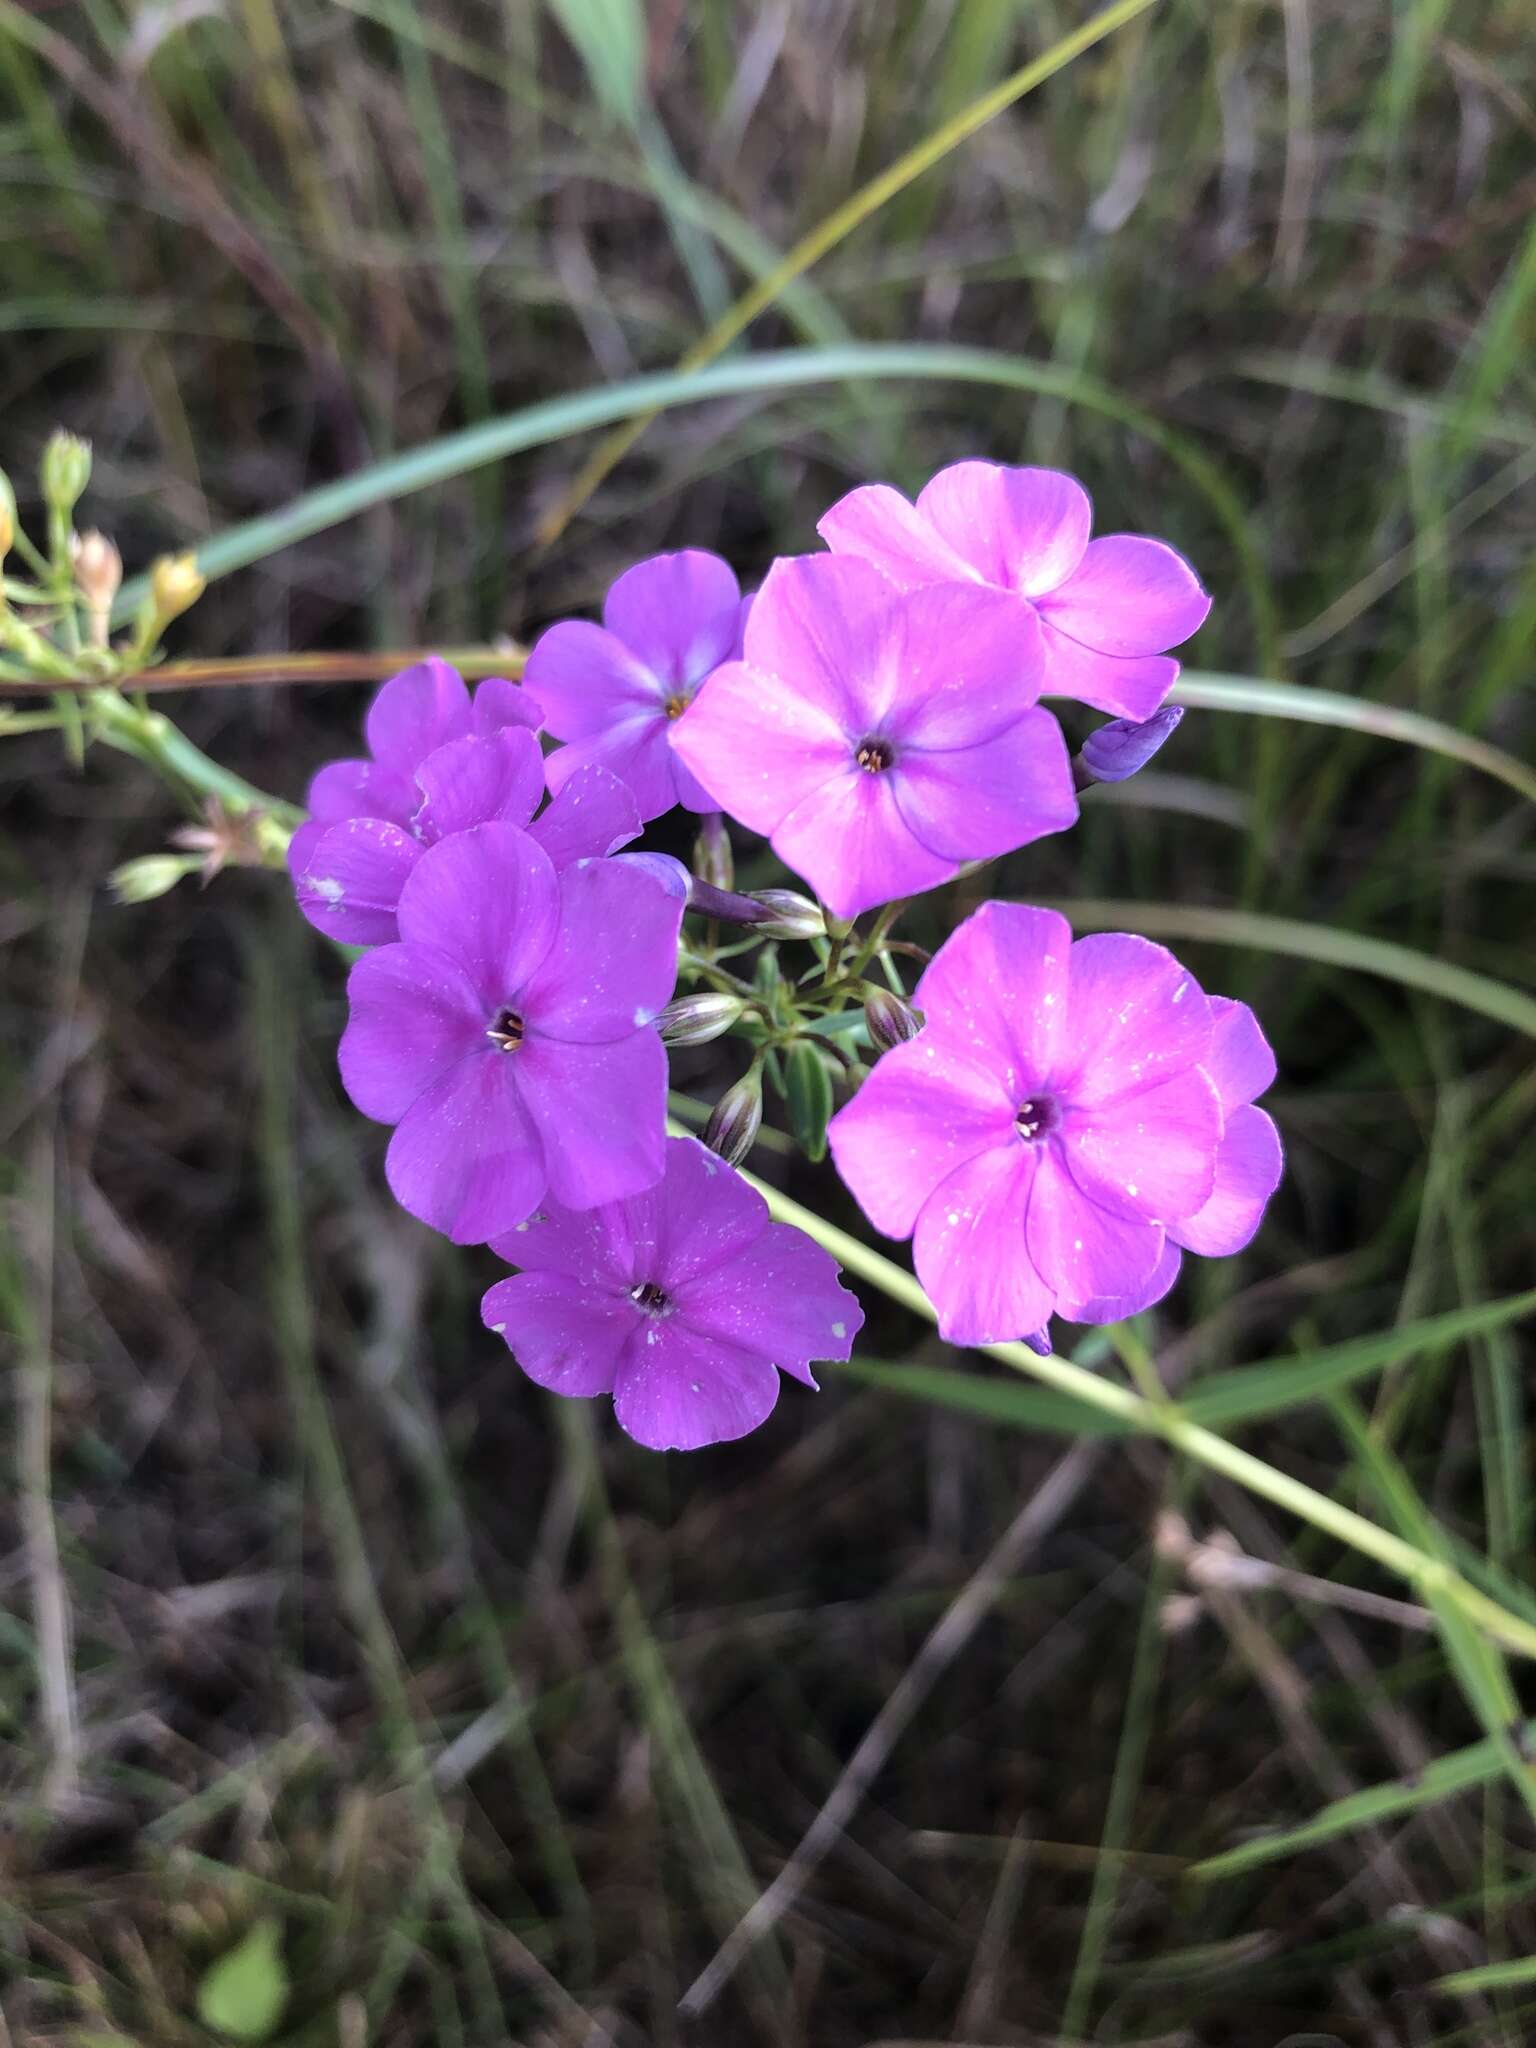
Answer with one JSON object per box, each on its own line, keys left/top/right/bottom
{"left": 2, "top": 1, "right": 1534, "bottom": 2042}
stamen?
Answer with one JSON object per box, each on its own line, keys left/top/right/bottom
{"left": 1014, "top": 1095, "right": 1060, "bottom": 1142}
{"left": 630, "top": 1280, "right": 670, "bottom": 1312}
{"left": 486, "top": 1006, "right": 524, "bottom": 1052}
{"left": 855, "top": 738, "right": 893, "bottom": 773}
{"left": 664, "top": 692, "right": 691, "bottom": 721}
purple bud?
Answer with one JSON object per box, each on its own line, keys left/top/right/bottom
{"left": 702, "top": 1070, "right": 763, "bottom": 1167}
{"left": 655, "top": 992, "right": 746, "bottom": 1047}
{"left": 1021, "top": 1326, "right": 1053, "bottom": 1357}
{"left": 1076, "top": 704, "right": 1184, "bottom": 786}
{"left": 863, "top": 985, "right": 923, "bottom": 1053}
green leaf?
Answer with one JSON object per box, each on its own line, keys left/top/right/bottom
{"left": 544, "top": 0, "right": 645, "bottom": 126}
{"left": 1434, "top": 1954, "right": 1536, "bottom": 1996}
{"left": 1190, "top": 1721, "right": 1536, "bottom": 1881}
{"left": 832, "top": 1357, "right": 1133, "bottom": 1438}
{"left": 1183, "top": 1288, "right": 1536, "bottom": 1428}
{"left": 195, "top": 1918, "right": 290, "bottom": 2044}
{"left": 782, "top": 1040, "right": 835, "bottom": 1163}
{"left": 1049, "top": 900, "right": 1536, "bottom": 1042}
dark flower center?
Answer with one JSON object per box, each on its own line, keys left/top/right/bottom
{"left": 486, "top": 1006, "right": 524, "bottom": 1052}
{"left": 629, "top": 1280, "right": 671, "bottom": 1313}
{"left": 855, "top": 737, "right": 894, "bottom": 774}
{"left": 1014, "top": 1094, "right": 1061, "bottom": 1143}
{"left": 663, "top": 691, "right": 691, "bottom": 721}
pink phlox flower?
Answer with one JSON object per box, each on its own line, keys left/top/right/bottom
{"left": 670, "top": 555, "right": 1077, "bottom": 920}
{"left": 289, "top": 657, "right": 640, "bottom": 947}
{"left": 482, "top": 1136, "right": 863, "bottom": 1450}
{"left": 819, "top": 460, "right": 1211, "bottom": 723}
{"left": 523, "top": 551, "right": 747, "bottom": 822}
{"left": 827, "top": 902, "right": 1282, "bottom": 1345}
{"left": 338, "top": 822, "right": 683, "bottom": 1245}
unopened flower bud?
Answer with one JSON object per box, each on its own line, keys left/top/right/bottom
{"left": 149, "top": 551, "right": 206, "bottom": 624}
{"left": 108, "top": 853, "right": 202, "bottom": 904}
{"left": 655, "top": 992, "right": 746, "bottom": 1047}
{"left": 862, "top": 985, "right": 923, "bottom": 1053}
{"left": 72, "top": 529, "right": 123, "bottom": 646}
{"left": 41, "top": 429, "right": 91, "bottom": 516}
{"left": 692, "top": 812, "right": 734, "bottom": 893}
{"left": 0, "top": 473, "right": 14, "bottom": 564}
{"left": 1076, "top": 704, "right": 1184, "bottom": 787}
{"left": 703, "top": 1069, "right": 762, "bottom": 1168}
{"left": 745, "top": 889, "right": 825, "bottom": 941}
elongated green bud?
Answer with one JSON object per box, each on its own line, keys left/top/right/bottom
{"left": 702, "top": 1069, "right": 762, "bottom": 1168}
{"left": 692, "top": 812, "right": 734, "bottom": 893}
{"left": 783, "top": 1040, "right": 834, "bottom": 1163}
{"left": 655, "top": 992, "right": 746, "bottom": 1047}
{"left": 863, "top": 985, "right": 923, "bottom": 1053}
{"left": 41, "top": 429, "right": 91, "bottom": 516}
{"left": 109, "top": 853, "right": 202, "bottom": 904}
{"left": 746, "top": 889, "right": 825, "bottom": 941}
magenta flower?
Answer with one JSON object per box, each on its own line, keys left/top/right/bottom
{"left": 482, "top": 1136, "right": 863, "bottom": 1450}
{"left": 827, "top": 903, "right": 1281, "bottom": 1345}
{"left": 670, "top": 556, "right": 1076, "bottom": 920}
{"left": 818, "top": 461, "right": 1211, "bottom": 722}
{"left": 338, "top": 823, "right": 684, "bottom": 1244}
{"left": 289, "top": 661, "right": 638, "bottom": 947}
{"left": 523, "top": 550, "right": 747, "bottom": 822}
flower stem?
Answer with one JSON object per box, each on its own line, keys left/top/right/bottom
{"left": 719, "top": 1155, "right": 1536, "bottom": 1664}
{"left": 86, "top": 685, "right": 301, "bottom": 833}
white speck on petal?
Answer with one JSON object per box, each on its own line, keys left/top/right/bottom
{"left": 1073, "top": 1238, "right": 1083, "bottom": 1251}
{"left": 490, "top": 1322, "right": 506, "bottom": 1335}
{"left": 1126, "top": 1183, "right": 1137, "bottom": 1197}
{"left": 832, "top": 1320, "right": 846, "bottom": 1340}
{"left": 312, "top": 876, "right": 344, "bottom": 904}
{"left": 948, "top": 1211, "right": 961, "bottom": 1226}
{"left": 633, "top": 1006, "right": 649, "bottom": 1026}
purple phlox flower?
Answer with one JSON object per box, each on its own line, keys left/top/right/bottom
{"left": 338, "top": 821, "right": 684, "bottom": 1244}
{"left": 482, "top": 1135, "right": 863, "bottom": 1450}
{"left": 827, "top": 902, "right": 1282, "bottom": 1346}
{"left": 818, "top": 460, "right": 1211, "bottom": 723}
{"left": 289, "top": 657, "right": 641, "bottom": 947}
{"left": 523, "top": 550, "right": 748, "bottom": 823}
{"left": 670, "top": 555, "right": 1077, "bottom": 920}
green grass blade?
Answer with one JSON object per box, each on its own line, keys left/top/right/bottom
{"left": 1170, "top": 672, "right": 1536, "bottom": 805}
{"left": 1050, "top": 900, "right": 1536, "bottom": 1042}
{"left": 1182, "top": 1289, "right": 1536, "bottom": 1429}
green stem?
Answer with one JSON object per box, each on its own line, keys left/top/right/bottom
{"left": 87, "top": 685, "right": 301, "bottom": 830}
{"left": 715, "top": 1151, "right": 1536, "bottom": 1663}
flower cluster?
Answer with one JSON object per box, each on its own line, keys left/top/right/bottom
{"left": 293, "top": 459, "right": 1278, "bottom": 1451}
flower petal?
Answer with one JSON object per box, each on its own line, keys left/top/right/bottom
{"left": 385, "top": 1051, "right": 545, "bottom": 1243}
{"left": 647, "top": 1136, "right": 768, "bottom": 1286}
{"left": 292, "top": 817, "right": 422, "bottom": 946}
{"left": 339, "top": 941, "right": 486, "bottom": 1122}
{"left": 522, "top": 620, "right": 662, "bottom": 739}
{"left": 395, "top": 822, "right": 559, "bottom": 1008}
{"left": 1204, "top": 996, "right": 1277, "bottom": 1111}
{"left": 365, "top": 657, "right": 473, "bottom": 773}
{"left": 892, "top": 707, "right": 1077, "bottom": 863}
{"left": 1037, "top": 619, "right": 1178, "bottom": 721}
{"left": 613, "top": 1321, "right": 782, "bottom": 1451}
{"left": 1062, "top": 1236, "right": 1183, "bottom": 1325}
{"left": 528, "top": 762, "right": 643, "bottom": 868}
{"left": 828, "top": 1034, "right": 1016, "bottom": 1239}
{"left": 518, "top": 854, "right": 684, "bottom": 1044}
{"left": 1024, "top": 1145, "right": 1164, "bottom": 1305}
{"left": 739, "top": 554, "right": 900, "bottom": 731}
{"left": 913, "top": 1142, "right": 1056, "bottom": 1346}
{"left": 1168, "top": 1105, "right": 1283, "bottom": 1257}
{"left": 1062, "top": 1067, "right": 1222, "bottom": 1224}
{"left": 544, "top": 718, "right": 682, "bottom": 823}
{"left": 411, "top": 729, "right": 544, "bottom": 843}
{"left": 482, "top": 1272, "right": 631, "bottom": 1396}
{"left": 913, "top": 902, "right": 1073, "bottom": 1097}
{"left": 515, "top": 1031, "right": 668, "bottom": 1211}
{"left": 490, "top": 1192, "right": 652, "bottom": 1286}
{"left": 670, "top": 657, "right": 850, "bottom": 834}
{"left": 1038, "top": 535, "right": 1211, "bottom": 656}
{"left": 472, "top": 674, "right": 545, "bottom": 734}
{"left": 877, "top": 585, "right": 1046, "bottom": 746}
{"left": 307, "top": 757, "right": 417, "bottom": 829}
{"left": 770, "top": 766, "right": 954, "bottom": 921}
{"left": 816, "top": 482, "right": 983, "bottom": 588}
{"left": 679, "top": 1221, "right": 863, "bottom": 1385}
{"left": 601, "top": 550, "right": 742, "bottom": 687}
{"left": 1058, "top": 932, "right": 1211, "bottom": 1106}
{"left": 916, "top": 462, "right": 1092, "bottom": 596}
